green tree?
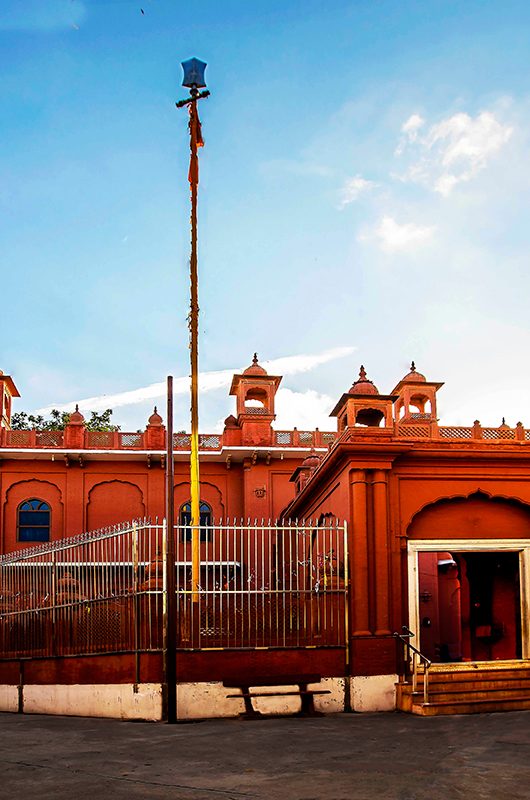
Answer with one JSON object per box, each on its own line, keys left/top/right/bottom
{"left": 10, "top": 408, "right": 120, "bottom": 432}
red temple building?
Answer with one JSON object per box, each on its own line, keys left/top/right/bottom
{"left": 1, "top": 357, "right": 530, "bottom": 720}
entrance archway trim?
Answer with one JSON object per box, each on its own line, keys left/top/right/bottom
{"left": 407, "top": 538, "right": 530, "bottom": 660}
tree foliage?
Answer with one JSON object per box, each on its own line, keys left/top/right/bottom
{"left": 11, "top": 409, "right": 120, "bottom": 432}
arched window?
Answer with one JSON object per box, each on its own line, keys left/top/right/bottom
{"left": 18, "top": 499, "right": 51, "bottom": 542}
{"left": 179, "top": 501, "right": 212, "bottom": 542}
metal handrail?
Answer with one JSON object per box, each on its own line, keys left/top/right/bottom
{"left": 393, "top": 626, "right": 432, "bottom": 704}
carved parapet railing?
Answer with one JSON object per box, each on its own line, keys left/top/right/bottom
{"left": 273, "top": 429, "right": 336, "bottom": 448}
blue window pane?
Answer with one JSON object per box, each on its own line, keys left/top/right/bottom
{"left": 179, "top": 502, "right": 212, "bottom": 542}
{"left": 19, "top": 510, "right": 50, "bottom": 526}
{"left": 19, "top": 527, "right": 50, "bottom": 542}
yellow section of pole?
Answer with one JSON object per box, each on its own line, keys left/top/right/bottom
{"left": 189, "top": 98, "right": 201, "bottom": 604}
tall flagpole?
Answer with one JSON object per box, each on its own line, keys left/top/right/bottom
{"left": 188, "top": 97, "right": 200, "bottom": 603}
{"left": 177, "top": 59, "right": 210, "bottom": 605}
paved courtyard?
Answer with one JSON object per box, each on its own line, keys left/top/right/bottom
{"left": 1, "top": 710, "right": 529, "bottom": 799}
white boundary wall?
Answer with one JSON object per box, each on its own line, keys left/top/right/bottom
{"left": 0, "top": 676, "right": 396, "bottom": 719}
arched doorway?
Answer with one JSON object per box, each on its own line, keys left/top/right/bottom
{"left": 407, "top": 493, "right": 530, "bottom": 663}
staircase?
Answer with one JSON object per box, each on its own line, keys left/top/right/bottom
{"left": 396, "top": 660, "right": 530, "bottom": 716}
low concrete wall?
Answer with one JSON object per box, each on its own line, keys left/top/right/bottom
{"left": 176, "top": 677, "right": 346, "bottom": 719}
{"left": 0, "top": 676, "right": 396, "bottom": 719}
{"left": 0, "top": 677, "right": 348, "bottom": 720}
{"left": 351, "top": 674, "right": 397, "bottom": 712}
{"left": 0, "top": 683, "right": 163, "bottom": 721}
{"left": 0, "top": 684, "right": 19, "bottom": 713}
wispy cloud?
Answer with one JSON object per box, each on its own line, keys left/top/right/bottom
{"left": 274, "top": 388, "right": 335, "bottom": 430}
{"left": 34, "top": 346, "right": 356, "bottom": 415}
{"left": 338, "top": 175, "right": 378, "bottom": 209}
{"left": 359, "top": 215, "right": 436, "bottom": 253}
{"left": 0, "top": 1, "right": 87, "bottom": 31}
{"left": 395, "top": 110, "right": 513, "bottom": 195}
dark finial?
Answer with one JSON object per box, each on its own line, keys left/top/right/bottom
{"left": 75, "top": 404, "right": 79, "bottom": 413}
{"left": 154, "top": 406, "right": 158, "bottom": 414}
{"left": 410, "top": 361, "right": 416, "bottom": 372}
{"left": 359, "top": 365, "right": 367, "bottom": 380}
{"left": 253, "top": 353, "right": 258, "bottom": 365}
{"left": 502, "top": 417, "right": 506, "bottom": 426}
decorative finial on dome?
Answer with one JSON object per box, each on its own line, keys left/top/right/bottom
{"left": 253, "top": 353, "right": 258, "bottom": 365}
{"left": 410, "top": 361, "right": 416, "bottom": 372}
{"left": 75, "top": 404, "right": 79, "bottom": 413}
{"left": 502, "top": 417, "right": 506, "bottom": 426}
{"left": 359, "top": 365, "right": 367, "bottom": 381}
{"left": 148, "top": 406, "right": 163, "bottom": 426}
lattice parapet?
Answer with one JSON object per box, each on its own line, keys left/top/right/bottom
{"left": 1, "top": 426, "right": 336, "bottom": 451}
{"left": 398, "top": 425, "right": 430, "bottom": 438}
{"left": 483, "top": 427, "right": 516, "bottom": 440}
{"left": 6, "top": 430, "right": 32, "bottom": 446}
{"left": 35, "top": 431, "right": 64, "bottom": 447}
{"left": 86, "top": 431, "right": 114, "bottom": 449}
{"left": 119, "top": 433, "right": 144, "bottom": 448}
{"left": 173, "top": 433, "right": 191, "bottom": 448}
{"left": 299, "top": 431, "right": 314, "bottom": 446}
{"left": 199, "top": 434, "right": 221, "bottom": 449}
{"left": 439, "top": 427, "right": 473, "bottom": 439}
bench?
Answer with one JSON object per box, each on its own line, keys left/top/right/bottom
{"left": 223, "top": 674, "right": 330, "bottom": 718}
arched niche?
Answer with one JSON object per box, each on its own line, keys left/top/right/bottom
{"left": 3, "top": 479, "right": 64, "bottom": 552}
{"left": 408, "top": 491, "right": 530, "bottom": 540}
{"left": 173, "top": 480, "right": 224, "bottom": 521}
{"left": 86, "top": 480, "right": 145, "bottom": 531}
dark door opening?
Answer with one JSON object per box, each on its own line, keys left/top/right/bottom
{"left": 418, "top": 551, "right": 521, "bottom": 663}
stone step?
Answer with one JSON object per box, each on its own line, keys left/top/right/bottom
{"left": 413, "top": 686, "right": 530, "bottom": 703}
{"left": 415, "top": 677, "right": 530, "bottom": 692}
{"left": 416, "top": 668, "right": 530, "bottom": 684}
{"left": 411, "top": 696, "right": 530, "bottom": 716}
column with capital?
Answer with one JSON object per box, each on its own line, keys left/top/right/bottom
{"left": 373, "top": 469, "right": 390, "bottom": 635}
{"left": 351, "top": 469, "right": 370, "bottom": 636}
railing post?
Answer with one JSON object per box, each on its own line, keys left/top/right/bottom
{"left": 132, "top": 522, "right": 140, "bottom": 687}
{"left": 51, "top": 550, "right": 57, "bottom": 657}
{"left": 473, "top": 420, "right": 483, "bottom": 439}
{"left": 164, "top": 375, "right": 177, "bottom": 723}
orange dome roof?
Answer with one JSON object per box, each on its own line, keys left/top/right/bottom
{"left": 69, "top": 404, "right": 85, "bottom": 424}
{"left": 349, "top": 366, "right": 379, "bottom": 396}
{"left": 402, "top": 361, "right": 426, "bottom": 383}
{"left": 301, "top": 449, "right": 321, "bottom": 469}
{"left": 148, "top": 406, "right": 163, "bottom": 426}
{"left": 243, "top": 353, "right": 268, "bottom": 376}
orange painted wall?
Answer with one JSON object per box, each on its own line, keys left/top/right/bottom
{"left": 0, "top": 456, "right": 300, "bottom": 554}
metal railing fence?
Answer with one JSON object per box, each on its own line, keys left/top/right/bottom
{"left": 0, "top": 518, "right": 348, "bottom": 660}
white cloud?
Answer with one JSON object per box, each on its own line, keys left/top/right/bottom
{"left": 359, "top": 215, "right": 436, "bottom": 253}
{"left": 395, "top": 110, "right": 513, "bottom": 195}
{"left": 274, "top": 388, "right": 335, "bottom": 431}
{"left": 395, "top": 114, "right": 425, "bottom": 154}
{"left": 338, "top": 175, "right": 378, "bottom": 208}
{"left": 34, "top": 346, "right": 356, "bottom": 415}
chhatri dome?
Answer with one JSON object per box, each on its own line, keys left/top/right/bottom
{"left": 243, "top": 353, "right": 268, "bottom": 377}
{"left": 349, "top": 365, "right": 379, "bottom": 396}
{"left": 401, "top": 361, "right": 426, "bottom": 383}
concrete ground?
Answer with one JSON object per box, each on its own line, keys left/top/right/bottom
{"left": 1, "top": 711, "right": 530, "bottom": 800}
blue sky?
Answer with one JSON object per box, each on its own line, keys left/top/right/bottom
{"left": 2, "top": 0, "right": 530, "bottom": 432}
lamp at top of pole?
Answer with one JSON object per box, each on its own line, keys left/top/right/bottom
{"left": 176, "top": 58, "right": 210, "bottom": 106}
